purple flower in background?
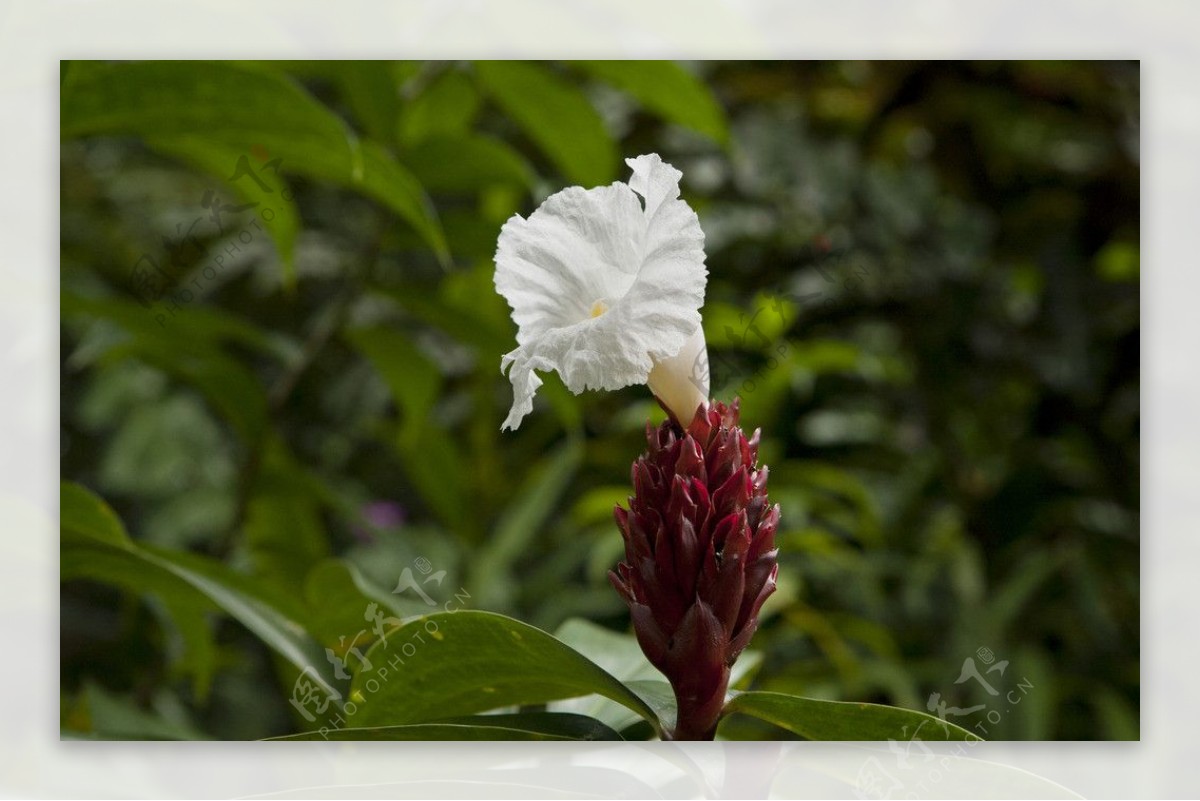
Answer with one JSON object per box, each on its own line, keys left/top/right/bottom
{"left": 353, "top": 500, "right": 406, "bottom": 543}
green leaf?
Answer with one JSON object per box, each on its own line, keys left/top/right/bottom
{"left": 138, "top": 548, "right": 330, "bottom": 690}
{"left": 61, "top": 482, "right": 219, "bottom": 699}
{"left": 155, "top": 593, "right": 219, "bottom": 701}
{"left": 398, "top": 68, "right": 482, "bottom": 145}
{"left": 473, "top": 61, "right": 615, "bottom": 186}
{"left": 60, "top": 61, "right": 448, "bottom": 264}
{"left": 144, "top": 137, "right": 301, "bottom": 290}
{"left": 302, "top": 559, "right": 423, "bottom": 648}
{"left": 63, "top": 541, "right": 222, "bottom": 701}
{"left": 619, "top": 680, "right": 679, "bottom": 734}
{"left": 549, "top": 618, "right": 762, "bottom": 733}
{"left": 405, "top": 133, "right": 534, "bottom": 193}
{"left": 61, "top": 480, "right": 131, "bottom": 547}
{"left": 571, "top": 60, "right": 729, "bottom": 145}
{"left": 343, "top": 610, "right": 662, "bottom": 735}
{"left": 350, "top": 140, "right": 450, "bottom": 263}
{"left": 332, "top": 61, "right": 404, "bottom": 145}
{"left": 266, "top": 712, "right": 621, "bottom": 741}
{"left": 61, "top": 482, "right": 339, "bottom": 697}
{"left": 721, "top": 691, "right": 982, "bottom": 741}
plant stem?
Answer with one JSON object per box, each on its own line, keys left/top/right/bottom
{"left": 669, "top": 677, "right": 729, "bottom": 741}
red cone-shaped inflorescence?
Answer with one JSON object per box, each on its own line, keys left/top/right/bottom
{"left": 609, "top": 398, "right": 780, "bottom": 740}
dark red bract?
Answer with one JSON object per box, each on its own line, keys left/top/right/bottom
{"left": 609, "top": 398, "right": 779, "bottom": 740}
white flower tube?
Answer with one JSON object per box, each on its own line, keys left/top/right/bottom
{"left": 494, "top": 154, "right": 710, "bottom": 430}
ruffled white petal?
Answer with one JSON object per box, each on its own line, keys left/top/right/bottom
{"left": 495, "top": 154, "right": 707, "bottom": 430}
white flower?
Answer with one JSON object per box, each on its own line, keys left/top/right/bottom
{"left": 494, "top": 154, "right": 710, "bottom": 430}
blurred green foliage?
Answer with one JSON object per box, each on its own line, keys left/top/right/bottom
{"left": 60, "top": 60, "right": 1138, "bottom": 740}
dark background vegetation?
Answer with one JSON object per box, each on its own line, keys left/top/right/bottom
{"left": 60, "top": 60, "right": 1139, "bottom": 740}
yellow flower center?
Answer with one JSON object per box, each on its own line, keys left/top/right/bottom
{"left": 590, "top": 300, "right": 608, "bottom": 318}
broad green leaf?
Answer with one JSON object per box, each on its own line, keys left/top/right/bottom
{"left": 621, "top": 680, "right": 679, "bottom": 733}
{"left": 134, "top": 547, "right": 330, "bottom": 689}
{"left": 61, "top": 482, "right": 218, "bottom": 698}
{"left": 155, "top": 593, "right": 219, "bottom": 701}
{"left": 405, "top": 133, "right": 534, "bottom": 193}
{"left": 61, "top": 480, "right": 131, "bottom": 547}
{"left": 60, "top": 61, "right": 448, "bottom": 264}
{"left": 62, "top": 543, "right": 221, "bottom": 701}
{"left": 59, "top": 61, "right": 337, "bottom": 144}
{"left": 473, "top": 61, "right": 615, "bottom": 186}
{"left": 553, "top": 618, "right": 662, "bottom": 685}
{"left": 333, "top": 61, "right": 404, "bottom": 145}
{"left": 343, "top": 610, "right": 662, "bottom": 735}
{"left": 61, "top": 482, "right": 339, "bottom": 697}
{"left": 721, "top": 691, "right": 982, "bottom": 741}
{"left": 550, "top": 618, "right": 762, "bottom": 733}
{"left": 398, "top": 69, "right": 482, "bottom": 145}
{"left": 147, "top": 138, "right": 447, "bottom": 268}
{"left": 321, "top": 139, "right": 449, "bottom": 264}
{"left": 571, "top": 61, "right": 729, "bottom": 145}
{"left": 266, "top": 712, "right": 620, "bottom": 741}
{"left": 302, "top": 559, "right": 424, "bottom": 649}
